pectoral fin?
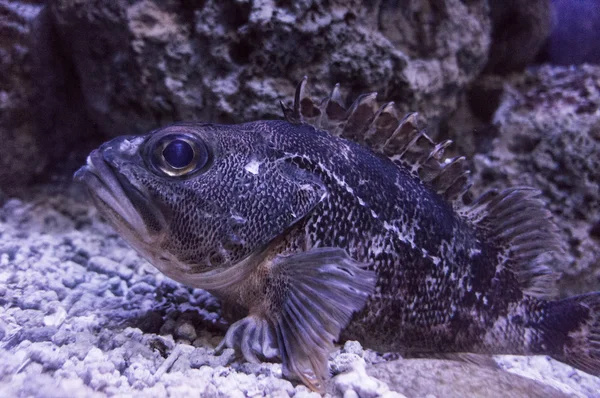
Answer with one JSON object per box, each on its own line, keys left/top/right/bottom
{"left": 216, "top": 247, "right": 376, "bottom": 391}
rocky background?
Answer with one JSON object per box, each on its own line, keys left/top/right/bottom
{"left": 1, "top": 0, "right": 599, "bottom": 397}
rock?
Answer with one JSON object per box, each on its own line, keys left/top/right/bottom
{"left": 122, "top": 353, "right": 158, "bottom": 388}
{"left": 470, "top": 64, "right": 600, "bottom": 295}
{"left": 342, "top": 340, "right": 364, "bottom": 356}
{"left": 189, "top": 347, "right": 210, "bottom": 369}
{"left": 88, "top": 256, "right": 133, "bottom": 280}
{"left": 49, "top": 0, "right": 491, "bottom": 138}
{"left": 209, "top": 348, "right": 236, "bottom": 368}
{"left": 329, "top": 354, "right": 406, "bottom": 398}
{"left": 331, "top": 353, "right": 363, "bottom": 375}
{"left": 484, "top": 0, "right": 552, "bottom": 73}
{"left": 0, "top": 1, "right": 47, "bottom": 190}
{"left": 0, "top": 2, "right": 95, "bottom": 193}
{"left": 367, "top": 358, "right": 571, "bottom": 398}
{"left": 27, "top": 341, "right": 68, "bottom": 371}
{"left": 173, "top": 320, "right": 197, "bottom": 342}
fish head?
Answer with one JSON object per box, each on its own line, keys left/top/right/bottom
{"left": 74, "top": 121, "right": 326, "bottom": 286}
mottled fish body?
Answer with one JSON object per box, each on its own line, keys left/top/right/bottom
{"left": 76, "top": 79, "right": 600, "bottom": 391}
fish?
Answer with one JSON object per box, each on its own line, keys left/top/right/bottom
{"left": 74, "top": 78, "right": 600, "bottom": 391}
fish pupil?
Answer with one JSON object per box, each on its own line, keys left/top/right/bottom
{"left": 163, "top": 139, "right": 194, "bottom": 169}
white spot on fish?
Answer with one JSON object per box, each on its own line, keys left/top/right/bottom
{"left": 299, "top": 184, "right": 315, "bottom": 191}
{"left": 244, "top": 159, "right": 261, "bottom": 175}
{"left": 230, "top": 215, "right": 247, "bottom": 224}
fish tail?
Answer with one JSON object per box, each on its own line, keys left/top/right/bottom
{"left": 539, "top": 292, "right": 600, "bottom": 376}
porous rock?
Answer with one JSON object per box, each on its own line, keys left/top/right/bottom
{"left": 0, "top": 1, "right": 47, "bottom": 190}
{"left": 470, "top": 64, "right": 600, "bottom": 295}
{"left": 49, "top": 0, "right": 491, "bottom": 138}
{"left": 0, "top": 1, "right": 96, "bottom": 193}
{"left": 328, "top": 349, "right": 405, "bottom": 398}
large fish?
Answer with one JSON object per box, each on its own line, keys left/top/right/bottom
{"left": 75, "top": 78, "right": 600, "bottom": 391}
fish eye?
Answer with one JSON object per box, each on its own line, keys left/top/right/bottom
{"left": 150, "top": 134, "right": 211, "bottom": 177}
{"left": 163, "top": 139, "right": 194, "bottom": 169}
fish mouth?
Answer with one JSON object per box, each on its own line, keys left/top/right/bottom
{"left": 74, "top": 149, "right": 159, "bottom": 243}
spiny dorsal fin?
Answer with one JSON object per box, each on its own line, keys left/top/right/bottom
{"left": 282, "top": 77, "right": 471, "bottom": 203}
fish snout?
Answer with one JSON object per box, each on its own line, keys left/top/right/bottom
{"left": 99, "top": 135, "right": 143, "bottom": 168}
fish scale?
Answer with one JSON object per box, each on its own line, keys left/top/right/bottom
{"left": 75, "top": 78, "right": 600, "bottom": 392}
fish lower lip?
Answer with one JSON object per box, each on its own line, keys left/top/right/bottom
{"left": 74, "top": 150, "right": 115, "bottom": 191}
{"left": 74, "top": 150, "right": 153, "bottom": 239}
{"left": 73, "top": 166, "right": 89, "bottom": 182}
